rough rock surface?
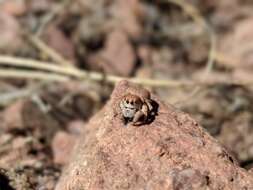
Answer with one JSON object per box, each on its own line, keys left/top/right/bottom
{"left": 56, "top": 80, "right": 253, "bottom": 190}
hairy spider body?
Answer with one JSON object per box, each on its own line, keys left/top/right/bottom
{"left": 119, "top": 93, "right": 153, "bottom": 126}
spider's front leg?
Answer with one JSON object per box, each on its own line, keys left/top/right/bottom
{"left": 145, "top": 99, "right": 153, "bottom": 112}
{"left": 132, "top": 105, "right": 148, "bottom": 126}
{"left": 132, "top": 111, "right": 145, "bottom": 126}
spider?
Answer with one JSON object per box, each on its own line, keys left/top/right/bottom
{"left": 119, "top": 93, "right": 153, "bottom": 126}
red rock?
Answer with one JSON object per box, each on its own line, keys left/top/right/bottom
{"left": 27, "top": 0, "right": 51, "bottom": 13}
{"left": 2, "top": 99, "right": 60, "bottom": 140}
{"left": 67, "top": 120, "right": 85, "bottom": 135}
{"left": 0, "top": 12, "right": 23, "bottom": 53}
{"left": 56, "top": 81, "right": 253, "bottom": 190}
{"left": 249, "top": 168, "right": 253, "bottom": 176}
{"left": 52, "top": 131, "right": 77, "bottom": 165}
{"left": 137, "top": 45, "right": 152, "bottom": 66}
{"left": 0, "top": 0, "right": 26, "bottom": 16}
{"left": 219, "top": 17, "right": 253, "bottom": 69}
{"left": 43, "top": 25, "right": 76, "bottom": 63}
{"left": 167, "top": 168, "right": 207, "bottom": 190}
{"left": 110, "top": 0, "right": 143, "bottom": 39}
{"left": 2, "top": 100, "right": 25, "bottom": 131}
{"left": 88, "top": 30, "right": 135, "bottom": 76}
{"left": 218, "top": 112, "right": 253, "bottom": 162}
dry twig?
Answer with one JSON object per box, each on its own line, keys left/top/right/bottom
{"left": 22, "top": 0, "right": 73, "bottom": 67}
{"left": 0, "top": 82, "right": 47, "bottom": 106}
{"left": 0, "top": 68, "right": 69, "bottom": 81}
{"left": 27, "top": 34, "right": 72, "bottom": 66}
{"left": 0, "top": 56, "right": 252, "bottom": 88}
{"left": 35, "top": 0, "right": 72, "bottom": 36}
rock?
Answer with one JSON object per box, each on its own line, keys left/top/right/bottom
{"left": 88, "top": 30, "right": 135, "bottom": 76}
{"left": 218, "top": 112, "right": 253, "bottom": 162}
{"left": 0, "top": 0, "right": 26, "bottom": 16}
{"left": 2, "top": 100, "right": 25, "bottom": 131}
{"left": 110, "top": 0, "right": 143, "bottom": 39}
{"left": 167, "top": 168, "right": 208, "bottom": 190}
{"left": 56, "top": 80, "right": 253, "bottom": 190}
{"left": 249, "top": 168, "right": 253, "bottom": 176}
{"left": 0, "top": 12, "right": 23, "bottom": 53}
{"left": 27, "top": 0, "right": 51, "bottom": 13}
{"left": 67, "top": 120, "right": 85, "bottom": 135}
{"left": 137, "top": 45, "right": 152, "bottom": 66}
{"left": 42, "top": 25, "right": 76, "bottom": 63}
{"left": 2, "top": 98, "right": 61, "bottom": 146}
{"left": 219, "top": 17, "right": 253, "bottom": 69}
{"left": 52, "top": 131, "right": 77, "bottom": 165}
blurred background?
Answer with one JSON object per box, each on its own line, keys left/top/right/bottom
{"left": 0, "top": 0, "right": 253, "bottom": 189}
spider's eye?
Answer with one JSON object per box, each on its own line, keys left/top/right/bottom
{"left": 126, "top": 100, "right": 129, "bottom": 104}
{"left": 130, "top": 101, "right": 134, "bottom": 105}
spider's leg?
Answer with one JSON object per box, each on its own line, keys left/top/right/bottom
{"left": 133, "top": 110, "right": 147, "bottom": 126}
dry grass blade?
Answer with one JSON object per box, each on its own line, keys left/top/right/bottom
{"left": 0, "top": 69, "right": 69, "bottom": 81}
{"left": 27, "top": 34, "right": 72, "bottom": 66}
{"left": 21, "top": 0, "right": 73, "bottom": 67}
{"left": 35, "top": 0, "right": 72, "bottom": 36}
{"left": 0, "top": 82, "right": 48, "bottom": 106}
{"left": 0, "top": 55, "right": 81, "bottom": 76}
{"left": 1, "top": 56, "right": 253, "bottom": 88}
{"left": 0, "top": 55, "right": 193, "bottom": 87}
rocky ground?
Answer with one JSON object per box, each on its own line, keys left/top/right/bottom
{"left": 1, "top": 0, "right": 253, "bottom": 189}
{"left": 56, "top": 81, "right": 253, "bottom": 190}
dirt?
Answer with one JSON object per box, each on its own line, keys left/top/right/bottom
{"left": 1, "top": 0, "right": 253, "bottom": 189}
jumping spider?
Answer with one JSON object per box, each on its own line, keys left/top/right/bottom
{"left": 119, "top": 93, "right": 153, "bottom": 126}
